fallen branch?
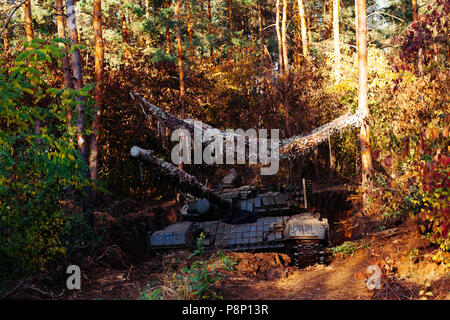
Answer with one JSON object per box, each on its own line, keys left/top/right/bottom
{"left": 0, "top": 281, "right": 23, "bottom": 300}
{"left": 0, "top": 0, "right": 29, "bottom": 37}
{"left": 22, "top": 284, "right": 53, "bottom": 298}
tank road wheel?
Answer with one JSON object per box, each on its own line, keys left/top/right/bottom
{"left": 290, "top": 240, "right": 326, "bottom": 268}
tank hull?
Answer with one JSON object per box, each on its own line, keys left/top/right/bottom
{"left": 149, "top": 212, "right": 329, "bottom": 266}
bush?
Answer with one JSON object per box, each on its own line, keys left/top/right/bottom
{"left": 406, "top": 122, "right": 449, "bottom": 251}
{"left": 0, "top": 39, "right": 92, "bottom": 277}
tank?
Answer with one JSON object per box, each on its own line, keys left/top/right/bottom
{"left": 148, "top": 179, "right": 330, "bottom": 267}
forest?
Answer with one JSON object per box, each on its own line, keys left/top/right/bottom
{"left": 0, "top": 0, "right": 448, "bottom": 301}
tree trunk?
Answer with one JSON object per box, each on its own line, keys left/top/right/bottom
{"left": 3, "top": 27, "right": 8, "bottom": 50}
{"left": 121, "top": 10, "right": 128, "bottom": 44}
{"left": 56, "top": 0, "right": 73, "bottom": 123}
{"left": 207, "top": 0, "right": 213, "bottom": 60}
{"left": 228, "top": 0, "right": 233, "bottom": 31}
{"left": 24, "top": 0, "right": 33, "bottom": 41}
{"left": 166, "top": 1, "right": 171, "bottom": 54}
{"left": 175, "top": 0, "right": 185, "bottom": 119}
{"left": 3, "top": 0, "right": 9, "bottom": 49}
{"left": 186, "top": 0, "right": 193, "bottom": 47}
{"left": 89, "top": 0, "right": 104, "bottom": 183}
{"left": 322, "top": 0, "right": 327, "bottom": 40}
{"left": 275, "top": 0, "right": 283, "bottom": 74}
{"left": 333, "top": 0, "right": 340, "bottom": 62}
{"left": 307, "top": 7, "right": 312, "bottom": 48}
{"left": 297, "top": 0, "right": 308, "bottom": 59}
{"left": 175, "top": 0, "right": 185, "bottom": 174}
{"left": 24, "top": 0, "right": 41, "bottom": 135}
{"left": 356, "top": 0, "right": 373, "bottom": 205}
{"left": 145, "top": 0, "right": 150, "bottom": 19}
{"left": 281, "top": 0, "right": 289, "bottom": 79}
{"left": 355, "top": 0, "right": 358, "bottom": 52}
{"left": 412, "top": 0, "right": 418, "bottom": 22}
{"left": 257, "top": 1, "right": 265, "bottom": 60}
{"left": 328, "top": 0, "right": 333, "bottom": 38}
{"left": 66, "top": 0, "right": 88, "bottom": 164}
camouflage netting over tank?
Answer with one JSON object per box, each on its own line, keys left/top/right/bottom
{"left": 130, "top": 91, "right": 364, "bottom": 160}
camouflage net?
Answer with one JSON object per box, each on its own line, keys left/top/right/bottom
{"left": 131, "top": 92, "right": 364, "bottom": 160}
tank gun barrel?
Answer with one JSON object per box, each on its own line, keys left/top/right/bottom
{"left": 130, "top": 146, "right": 230, "bottom": 208}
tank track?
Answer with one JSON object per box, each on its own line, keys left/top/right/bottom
{"left": 291, "top": 240, "right": 326, "bottom": 268}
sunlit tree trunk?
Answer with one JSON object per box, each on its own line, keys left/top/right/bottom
{"left": 121, "top": 10, "right": 128, "bottom": 44}
{"left": 66, "top": 0, "right": 88, "bottom": 164}
{"left": 24, "top": 0, "right": 34, "bottom": 41}
{"left": 24, "top": 1, "right": 41, "bottom": 135}
{"left": 89, "top": 0, "right": 104, "bottom": 183}
{"left": 228, "top": 0, "right": 233, "bottom": 31}
{"left": 307, "top": 7, "right": 312, "bottom": 48}
{"left": 282, "top": 0, "right": 292, "bottom": 181}
{"left": 166, "top": 1, "right": 171, "bottom": 54}
{"left": 278, "top": 0, "right": 291, "bottom": 140}
{"left": 275, "top": 0, "right": 283, "bottom": 74}
{"left": 186, "top": 1, "right": 193, "bottom": 47}
{"left": 3, "top": 27, "right": 8, "bottom": 50}
{"left": 175, "top": 0, "right": 185, "bottom": 120}
{"left": 412, "top": 0, "right": 418, "bottom": 22}
{"left": 207, "top": 0, "right": 213, "bottom": 60}
{"left": 355, "top": 0, "right": 358, "bottom": 51}
{"left": 294, "top": 0, "right": 301, "bottom": 67}
{"left": 281, "top": 0, "right": 289, "bottom": 78}
{"left": 328, "top": 0, "right": 332, "bottom": 37}
{"left": 145, "top": 0, "right": 150, "bottom": 19}
{"left": 257, "top": 0, "right": 265, "bottom": 60}
{"left": 333, "top": 0, "right": 340, "bottom": 62}
{"left": 56, "top": 0, "right": 73, "bottom": 123}
{"left": 356, "top": 0, "right": 373, "bottom": 206}
{"left": 322, "top": 0, "right": 327, "bottom": 40}
{"left": 175, "top": 0, "right": 186, "bottom": 195}
{"left": 2, "top": 0, "right": 8, "bottom": 49}
{"left": 297, "top": 0, "right": 308, "bottom": 59}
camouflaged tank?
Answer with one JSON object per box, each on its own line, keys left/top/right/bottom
{"left": 148, "top": 179, "right": 330, "bottom": 267}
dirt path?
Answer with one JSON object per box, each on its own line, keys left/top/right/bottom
{"left": 220, "top": 251, "right": 374, "bottom": 300}
{"left": 218, "top": 225, "right": 449, "bottom": 300}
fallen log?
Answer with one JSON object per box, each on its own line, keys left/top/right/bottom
{"left": 130, "top": 146, "right": 230, "bottom": 208}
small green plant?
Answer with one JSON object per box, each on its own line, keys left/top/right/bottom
{"left": 141, "top": 287, "right": 162, "bottom": 300}
{"left": 141, "top": 249, "right": 236, "bottom": 300}
{"left": 188, "top": 232, "right": 206, "bottom": 258}
{"left": 181, "top": 251, "right": 235, "bottom": 299}
{"left": 330, "top": 241, "right": 369, "bottom": 257}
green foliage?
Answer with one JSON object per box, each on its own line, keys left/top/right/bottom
{"left": 180, "top": 251, "right": 235, "bottom": 299}
{"left": 189, "top": 232, "right": 206, "bottom": 258}
{"left": 0, "top": 39, "right": 92, "bottom": 277}
{"left": 330, "top": 241, "right": 359, "bottom": 257}
{"left": 142, "top": 250, "right": 236, "bottom": 300}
